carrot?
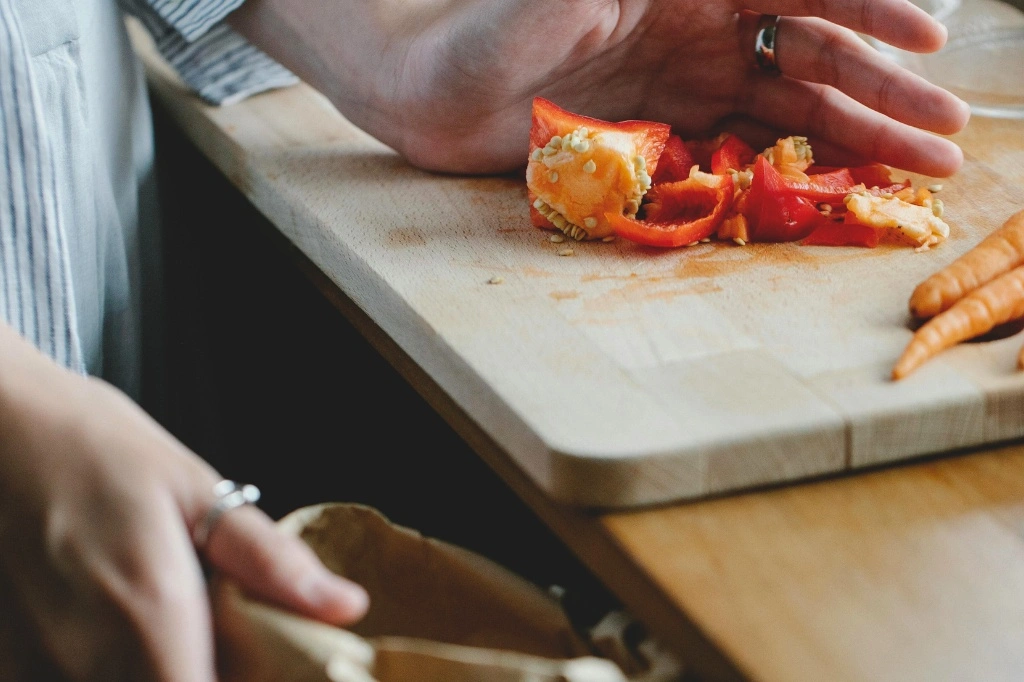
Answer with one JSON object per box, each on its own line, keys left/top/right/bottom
{"left": 893, "top": 263, "right": 1024, "bottom": 380}
{"left": 909, "top": 209, "right": 1024, "bottom": 319}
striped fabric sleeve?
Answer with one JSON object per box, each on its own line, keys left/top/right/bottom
{"left": 136, "top": 0, "right": 245, "bottom": 42}
{"left": 0, "top": 0, "right": 85, "bottom": 371}
{"left": 121, "top": 0, "right": 298, "bottom": 106}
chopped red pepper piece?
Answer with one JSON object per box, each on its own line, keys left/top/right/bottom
{"left": 651, "top": 135, "right": 694, "bottom": 185}
{"left": 523, "top": 102, "right": 938, "bottom": 251}
{"left": 807, "top": 163, "right": 910, "bottom": 197}
{"left": 866, "top": 180, "right": 914, "bottom": 197}
{"left": 527, "top": 97, "right": 671, "bottom": 239}
{"left": 801, "top": 220, "right": 880, "bottom": 248}
{"left": 811, "top": 163, "right": 896, "bottom": 188}
{"left": 711, "top": 134, "right": 756, "bottom": 175}
{"left": 682, "top": 137, "right": 719, "bottom": 173}
{"left": 782, "top": 168, "right": 858, "bottom": 206}
{"left": 607, "top": 174, "right": 733, "bottom": 247}
{"left": 850, "top": 164, "right": 893, "bottom": 188}
{"left": 529, "top": 98, "right": 670, "bottom": 174}
{"left": 743, "top": 156, "right": 829, "bottom": 242}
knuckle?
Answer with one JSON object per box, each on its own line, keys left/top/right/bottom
{"left": 817, "top": 32, "right": 843, "bottom": 87}
{"left": 804, "top": 87, "right": 829, "bottom": 135}
{"left": 859, "top": 0, "right": 876, "bottom": 37}
{"left": 875, "top": 70, "right": 901, "bottom": 114}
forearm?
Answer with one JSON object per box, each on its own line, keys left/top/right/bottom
{"left": 226, "top": 0, "right": 527, "bottom": 173}
{"left": 226, "top": 0, "right": 418, "bottom": 157}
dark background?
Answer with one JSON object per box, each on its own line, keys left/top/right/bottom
{"left": 149, "top": 103, "right": 619, "bottom": 627}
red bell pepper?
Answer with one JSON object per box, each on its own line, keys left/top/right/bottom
{"left": 607, "top": 174, "right": 733, "bottom": 247}
{"left": 651, "top": 134, "right": 694, "bottom": 185}
{"left": 807, "top": 163, "right": 910, "bottom": 196}
{"left": 782, "top": 168, "right": 858, "bottom": 206}
{"left": 711, "top": 134, "right": 756, "bottom": 175}
{"left": 529, "top": 98, "right": 670, "bottom": 175}
{"left": 849, "top": 163, "right": 901, "bottom": 188}
{"left": 743, "top": 156, "right": 829, "bottom": 242}
{"left": 682, "top": 137, "right": 718, "bottom": 173}
{"left": 868, "top": 180, "right": 913, "bottom": 197}
{"left": 810, "top": 163, "right": 892, "bottom": 188}
{"left": 801, "top": 220, "right": 880, "bottom": 248}
{"left": 527, "top": 98, "right": 671, "bottom": 236}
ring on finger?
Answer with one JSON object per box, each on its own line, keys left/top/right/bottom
{"left": 193, "top": 479, "right": 261, "bottom": 549}
{"left": 754, "top": 14, "right": 782, "bottom": 76}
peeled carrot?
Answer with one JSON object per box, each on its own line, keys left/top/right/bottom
{"left": 909, "top": 209, "right": 1024, "bottom": 319}
{"left": 893, "top": 263, "right": 1024, "bottom": 380}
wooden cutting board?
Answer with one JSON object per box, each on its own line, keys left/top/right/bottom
{"left": 136, "top": 23, "right": 1024, "bottom": 510}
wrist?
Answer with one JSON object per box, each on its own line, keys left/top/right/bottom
{"left": 0, "top": 324, "right": 83, "bottom": 456}
{"left": 227, "top": 0, "right": 385, "bottom": 121}
{"left": 228, "top": 0, "right": 493, "bottom": 172}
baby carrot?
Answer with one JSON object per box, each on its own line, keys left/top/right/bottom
{"left": 909, "top": 209, "right": 1024, "bottom": 319}
{"left": 893, "top": 263, "right": 1024, "bottom": 380}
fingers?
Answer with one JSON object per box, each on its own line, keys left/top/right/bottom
{"left": 732, "top": 10, "right": 970, "bottom": 176}
{"left": 771, "top": 17, "right": 970, "bottom": 135}
{"left": 742, "top": 0, "right": 947, "bottom": 52}
{"left": 745, "top": 76, "right": 964, "bottom": 176}
{"left": 203, "top": 504, "right": 369, "bottom": 626}
{"left": 2, "top": 485, "right": 220, "bottom": 681}
{"left": 117, "top": 499, "right": 219, "bottom": 682}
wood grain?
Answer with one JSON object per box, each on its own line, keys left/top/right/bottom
{"left": 603, "top": 441, "right": 1024, "bottom": 681}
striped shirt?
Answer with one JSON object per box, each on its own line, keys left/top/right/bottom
{"left": 0, "top": 0, "right": 294, "bottom": 394}
{"left": 119, "top": 0, "right": 297, "bottom": 106}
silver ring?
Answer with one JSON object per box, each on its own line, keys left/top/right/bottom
{"left": 754, "top": 14, "right": 781, "bottom": 75}
{"left": 193, "top": 479, "right": 261, "bottom": 549}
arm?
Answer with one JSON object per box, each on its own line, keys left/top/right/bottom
{"left": 227, "top": 0, "right": 970, "bottom": 177}
{"left": 0, "top": 321, "right": 368, "bottom": 680}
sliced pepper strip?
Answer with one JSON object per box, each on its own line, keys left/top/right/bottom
{"left": 772, "top": 167, "right": 858, "bottom": 206}
{"left": 801, "top": 220, "right": 880, "bottom": 248}
{"left": 607, "top": 174, "right": 733, "bottom": 248}
{"left": 809, "top": 163, "right": 896, "bottom": 189}
{"left": 743, "top": 156, "right": 829, "bottom": 242}
{"left": 711, "top": 133, "right": 756, "bottom": 175}
{"left": 529, "top": 98, "right": 670, "bottom": 174}
{"left": 651, "top": 134, "right": 694, "bottom": 185}
{"left": 807, "top": 163, "right": 910, "bottom": 197}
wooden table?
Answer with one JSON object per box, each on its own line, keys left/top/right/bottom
{"left": 135, "top": 23, "right": 1024, "bottom": 682}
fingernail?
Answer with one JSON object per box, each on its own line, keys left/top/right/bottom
{"left": 955, "top": 97, "right": 972, "bottom": 125}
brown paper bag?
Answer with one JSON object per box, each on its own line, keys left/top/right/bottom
{"left": 214, "top": 503, "right": 684, "bottom": 682}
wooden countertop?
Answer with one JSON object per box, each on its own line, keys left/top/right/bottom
{"left": 134, "top": 21, "right": 1024, "bottom": 681}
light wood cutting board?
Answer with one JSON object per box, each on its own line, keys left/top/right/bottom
{"left": 135, "top": 23, "right": 1024, "bottom": 509}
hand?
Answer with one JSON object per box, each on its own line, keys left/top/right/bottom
{"left": 0, "top": 324, "right": 368, "bottom": 681}
{"left": 231, "top": 0, "right": 970, "bottom": 176}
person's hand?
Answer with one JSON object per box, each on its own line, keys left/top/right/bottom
{"left": 230, "top": 0, "right": 970, "bottom": 176}
{"left": 0, "top": 324, "right": 368, "bottom": 681}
